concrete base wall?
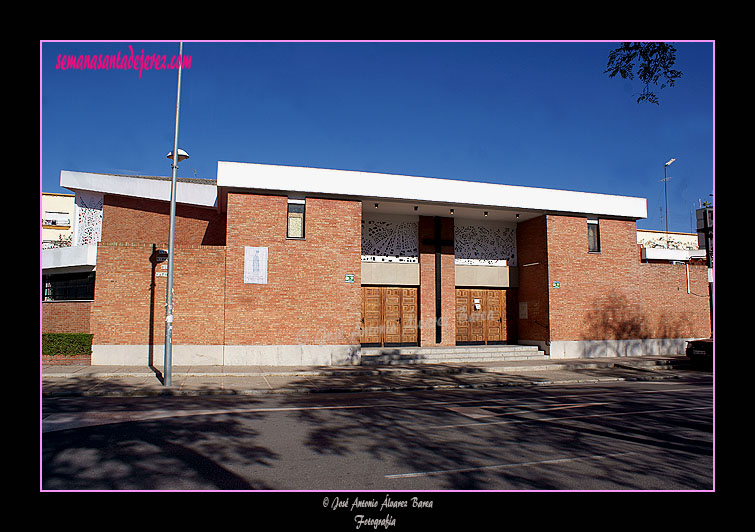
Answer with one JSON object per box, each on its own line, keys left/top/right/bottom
{"left": 93, "top": 339, "right": 699, "bottom": 366}
{"left": 92, "top": 344, "right": 361, "bottom": 366}
{"left": 223, "top": 345, "right": 360, "bottom": 366}
{"left": 92, "top": 345, "right": 225, "bottom": 366}
{"left": 545, "top": 338, "right": 695, "bottom": 359}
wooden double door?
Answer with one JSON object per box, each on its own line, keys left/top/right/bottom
{"left": 361, "top": 286, "right": 418, "bottom": 346}
{"left": 456, "top": 288, "right": 508, "bottom": 344}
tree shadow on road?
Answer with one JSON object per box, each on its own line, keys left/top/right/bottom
{"left": 278, "top": 371, "right": 713, "bottom": 491}
{"left": 41, "top": 366, "right": 713, "bottom": 491}
{"left": 42, "top": 393, "right": 279, "bottom": 491}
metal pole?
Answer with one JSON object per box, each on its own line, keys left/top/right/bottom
{"left": 664, "top": 163, "right": 669, "bottom": 248}
{"left": 164, "top": 41, "right": 184, "bottom": 387}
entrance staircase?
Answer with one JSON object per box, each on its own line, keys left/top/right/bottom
{"left": 358, "top": 344, "right": 547, "bottom": 365}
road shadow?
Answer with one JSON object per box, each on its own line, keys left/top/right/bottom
{"left": 42, "top": 392, "right": 278, "bottom": 490}
{"left": 277, "top": 368, "right": 713, "bottom": 490}
{"left": 359, "top": 348, "right": 427, "bottom": 365}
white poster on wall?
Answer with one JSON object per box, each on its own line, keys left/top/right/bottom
{"left": 244, "top": 246, "right": 268, "bottom": 284}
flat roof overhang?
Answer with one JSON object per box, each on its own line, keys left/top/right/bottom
{"left": 216, "top": 161, "right": 648, "bottom": 221}
{"left": 60, "top": 163, "right": 648, "bottom": 222}
{"left": 60, "top": 171, "right": 218, "bottom": 208}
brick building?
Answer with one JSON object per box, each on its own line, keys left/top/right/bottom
{"left": 53, "top": 162, "right": 711, "bottom": 366}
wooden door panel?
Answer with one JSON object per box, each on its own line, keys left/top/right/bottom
{"left": 361, "top": 287, "right": 383, "bottom": 344}
{"left": 469, "top": 289, "right": 486, "bottom": 342}
{"left": 486, "top": 289, "right": 504, "bottom": 342}
{"left": 361, "top": 286, "right": 419, "bottom": 346}
{"left": 456, "top": 288, "right": 509, "bottom": 344}
{"left": 500, "top": 289, "right": 508, "bottom": 342}
{"left": 383, "top": 288, "right": 402, "bottom": 344}
{"left": 400, "top": 287, "right": 418, "bottom": 344}
{"left": 456, "top": 288, "right": 470, "bottom": 343}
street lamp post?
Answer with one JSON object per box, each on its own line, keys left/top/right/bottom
{"left": 664, "top": 158, "right": 676, "bottom": 248}
{"left": 164, "top": 41, "right": 188, "bottom": 387}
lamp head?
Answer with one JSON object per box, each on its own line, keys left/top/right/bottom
{"left": 167, "top": 148, "right": 190, "bottom": 162}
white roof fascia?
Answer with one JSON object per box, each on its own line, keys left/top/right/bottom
{"left": 60, "top": 171, "right": 217, "bottom": 208}
{"left": 217, "top": 161, "right": 647, "bottom": 219}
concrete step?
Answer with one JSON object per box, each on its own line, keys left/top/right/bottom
{"left": 360, "top": 345, "right": 542, "bottom": 355}
{"left": 358, "top": 345, "right": 547, "bottom": 365}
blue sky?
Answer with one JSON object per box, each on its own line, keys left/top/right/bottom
{"left": 41, "top": 40, "right": 714, "bottom": 232}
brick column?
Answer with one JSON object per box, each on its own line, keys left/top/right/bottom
{"left": 419, "top": 216, "right": 456, "bottom": 346}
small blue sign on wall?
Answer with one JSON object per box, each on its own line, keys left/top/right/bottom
{"left": 552, "top": 281, "right": 561, "bottom": 288}
{"left": 345, "top": 274, "right": 355, "bottom": 283}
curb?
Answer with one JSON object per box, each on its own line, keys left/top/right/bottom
{"left": 41, "top": 370, "right": 689, "bottom": 398}
{"left": 40, "top": 359, "right": 678, "bottom": 379}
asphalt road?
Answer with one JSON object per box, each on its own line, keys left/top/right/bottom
{"left": 41, "top": 375, "right": 713, "bottom": 492}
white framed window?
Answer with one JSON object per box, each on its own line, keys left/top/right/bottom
{"left": 587, "top": 218, "right": 600, "bottom": 253}
{"left": 287, "top": 198, "right": 305, "bottom": 239}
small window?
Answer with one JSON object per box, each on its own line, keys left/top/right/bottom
{"left": 587, "top": 218, "right": 600, "bottom": 253}
{"left": 287, "top": 198, "right": 305, "bottom": 239}
{"left": 42, "top": 272, "right": 95, "bottom": 301}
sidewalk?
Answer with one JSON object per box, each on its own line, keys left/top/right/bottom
{"left": 41, "top": 355, "right": 709, "bottom": 397}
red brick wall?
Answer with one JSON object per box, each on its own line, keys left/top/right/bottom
{"left": 101, "top": 195, "right": 226, "bottom": 245}
{"left": 92, "top": 191, "right": 227, "bottom": 347}
{"left": 419, "top": 216, "right": 456, "bottom": 346}
{"left": 224, "top": 193, "right": 362, "bottom": 346}
{"left": 516, "top": 216, "right": 550, "bottom": 343}
{"left": 91, "top": 243, "right": 225, "bottom": 346}
{"left": 544, "top": 214, "right": 710, "bottom": 341}
{"left": 89, "top": 191, "right": 711, "bottom": 353}
{"left": 92, "top": 192, "right": 361, "bottom": 348}
{"left": 547, "top": 216, "right": 642, "bottom": 341}
{"left": 42, "top": 354, "right": 91, "bottom": 366}
{"left": 42, "top": 301, "right": 92, "bottom": 333}
{"left": 639, "top": 262, "right": 711, "bottom": 338}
